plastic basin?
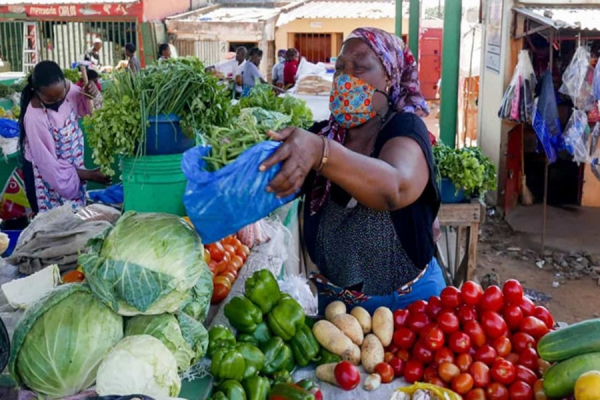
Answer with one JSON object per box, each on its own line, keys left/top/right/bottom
{"left": 144, "top": 114, "right": 194, "bottom": 155}
{"left": 440, "top": 177, "right": 467, "bottom": 204}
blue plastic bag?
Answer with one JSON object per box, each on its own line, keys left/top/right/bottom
{"left": 0, "top": 119, "right": 19, "bottom": 139}
{"left": 182, "top": 142, "right": 298, "bottom": 244}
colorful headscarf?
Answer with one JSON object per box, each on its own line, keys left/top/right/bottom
{"left": 309, "top": 27, "right": 429, "bottom": 216}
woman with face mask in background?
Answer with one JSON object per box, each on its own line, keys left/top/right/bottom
{"left": 19, "top": 61, "right": 110, "bottom": 215}
{"left": 260, "top": 27, "right": 445, "bottom": 314}
{"left": 272, "top": 49, "right": 287, "bottom": 88}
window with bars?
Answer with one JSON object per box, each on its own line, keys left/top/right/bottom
{"left": 293, "top": 33, "right": 338, "bottom": 64}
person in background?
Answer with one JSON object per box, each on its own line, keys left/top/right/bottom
{"left": 272, "top": 49, "right": 287, "bottom": 88}
{"left": 241, "top": 47, "right": 269, "bottom": 95}
{"left": 233, "top": 47, "right": 247, "bottom": 98}
{"left": 18, "top": 61, "right": 109, "bottom": 214}
{"left": 284, "top": 48, "right": 300, "bottom": 88}
{"left": 125, "top": 43, "right": 141, "bottom": 73}
{"left": 84, "top": 38, "right": 102, "bottom": 67}
{"left": 158, "top": 43, "right": 171, "bottom": 63}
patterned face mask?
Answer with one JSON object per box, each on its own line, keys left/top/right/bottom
{"left": 329, "top": 74, "right": 387, "bottom": 129}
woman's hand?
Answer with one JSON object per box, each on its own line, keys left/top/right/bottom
{"left": 77, "top": 168, "right": 111, "bottom": 185}
{"left": 259, "top": 127, "right": 323, "bottom": 198}
{"left": 82, "top": 81, "right": 98, "bottom": 98}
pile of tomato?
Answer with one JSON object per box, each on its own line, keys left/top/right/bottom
{"left": 382, "top": 280, "right": 554, "bottom": 400}
{"left": 205, "top": 235, "right": 250, "bottom": 304}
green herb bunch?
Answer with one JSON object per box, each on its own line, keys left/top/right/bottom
{"left": 433, "top": 143, "right": 497, "bottom": 198}
{"left": 63, "top": 68, "right": 81, "bottom": 83}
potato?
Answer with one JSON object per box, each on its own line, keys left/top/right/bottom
{"left": 313, "top": 320, "right": 356, "bottom": 358}
{"left": 350, "top": 306, "right": 372, "bottom": 334}
{"left": 325, "top": 301, "right": 346, "bottom": 321}
{"left": 361, "top": 334, "right": 385, "bottom": 373}
{"left": 331, "top": 313, "right": 364, "bottom": 345}
{"left": 315, "top": 363, "right": 338, "bottom": 386}
{"left": 342, "top": 343, "right": 361, "bottom": 366}
{"left": 372, "top": 307, "right": 394, "bottom": 347}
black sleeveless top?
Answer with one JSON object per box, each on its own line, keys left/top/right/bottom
{"left": 303, "top": 113, "right": 440, "bottom": 295}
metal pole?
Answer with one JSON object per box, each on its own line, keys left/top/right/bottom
{"left": 395, "top": 0, "right": 404, "bottom": 38}
{"left": 439, "top": 0, "right": 462, "bottom": 147}
{"left": 542, "top": 32, "right": 554, "bottom": 254}
{"left": 409, "top": 0, "right": 420, "bottom": 62}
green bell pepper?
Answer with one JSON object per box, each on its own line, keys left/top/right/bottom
{"left": 238, "top": 334, "right": 259, "bottom": 346}
{"left": 243, "top": 375, "right": 271, "bottom": 400}
{"left": 211, "top": 391, "right": 229, "bottom": 400}
{"left": 218, "top": 380, "right": 247, "bottom": 400}
{"left": 267, "top": 296, "right": 305, "bottom": 341}
{"left": 268, "top": 383, "right": 316, "bottom": 400}
{"left": 295, "top": 380, "right": 322, "bottom": 400}
{"left": 271, "top": 370, "right": 293, "bottom": 385}
{"left": 252, "top": 321, "right": 272, "bottom": 345}
{"left": 211, "top": 347, "right": 246, "bottom": 382}
{"left": 236, "top": 342, "right": 265, "bottom": 379}
{"left": 288, "top": 324, "right": 320, "bottom": 367}
{"left": 245, "top": 269, "right": 281, "bottom": 314}
{"left": 315, "top": 348, "right": 341, "bottom": 366}
{"left": 225, "top": 295, "right": 263, "bottom": 334}
{"left": 208, "top": 325, "right": 237, "bottom": 358}
{"left": 260, "top": 337, "right": 293, "bottom": 375}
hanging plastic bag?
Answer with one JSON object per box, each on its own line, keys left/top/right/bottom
{"left": 563, "top": 109, "right": 591, "bottom": 165}
{"left": 560, "top": 46, "right": 593, "bottom": 109}
{"left": 498, "top": 50, "right": 536, "bottom": 123}
{"left": 182, "top": 143, "right": 298, "bottom": 244}
{"left": 593, "top": 62, "right": 600, "bottom": 100}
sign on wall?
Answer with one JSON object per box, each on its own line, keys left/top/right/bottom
{"left": 485, "top": 0, "right": 503, "bottom": 74}
{"left": 0, "top": 3, "right": 143, "bottom": 18}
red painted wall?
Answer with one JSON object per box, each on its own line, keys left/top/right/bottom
{"left": 418, "top": 27, "right": 443, "bottom": 100}
{"left": 143, "top": 0, "right": 189, "bottom": 21}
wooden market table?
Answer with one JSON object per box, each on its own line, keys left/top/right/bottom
{"left": 436, "top": 199, "right": 485, "bottom": 287}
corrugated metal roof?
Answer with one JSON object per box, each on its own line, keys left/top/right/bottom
{"left": 514, "top": 6, "right": 600, "bottom": 32}
{"left": 277, "top": 0, "right": 402, "bottom": 27}
{"left": 182, "top": 6, "right": 281, "bottom": 23}
{"left": 3, "top": 0, "right": 135, "bottom": 4}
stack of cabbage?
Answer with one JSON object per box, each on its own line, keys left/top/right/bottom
{"left": 8, "top": 212, "right": 214, "bottom": 399}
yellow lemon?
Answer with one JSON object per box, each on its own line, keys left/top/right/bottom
{"left": 575, "top": 370, "right": 600, "bottom": 400}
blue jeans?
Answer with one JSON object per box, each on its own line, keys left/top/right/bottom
{"left": 313, "top": 258, "right": 447, "bottom": 315}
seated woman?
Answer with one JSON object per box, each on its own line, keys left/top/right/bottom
{"left": 19, "top": 61, "right": 110, "bottom": 214}
{"left": 261, "top": 27, "right": 445, "bottom": 314}
{"left": 283, "top": 48, "right": 300, "bottom": 89}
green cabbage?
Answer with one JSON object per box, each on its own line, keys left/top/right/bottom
{"left": 9, "top": 284, "right": 123, "bottom": 399}
{"left": 80, "top": 211, "right": 212, "bottom": 316}
{"left": 125, "top": 313, "right": 208, "bottom": 372}
{"left": 96, "top": 335, "right": 181, "bottom": 398}
{"left": 179, "top": 268, "right": 213, "bottom": 323}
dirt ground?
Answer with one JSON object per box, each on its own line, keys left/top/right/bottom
{"left": 476, "top": 215, "right": 599, "bottom": 325}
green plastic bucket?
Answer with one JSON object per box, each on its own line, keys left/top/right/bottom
{"left": 0, "top": 152, "right": 19, "bottom": 194}
{"left": 121, "top": 154, "right": 186, "bottom": 216}
{"left": 79, "top": 119, "right": 121, "bottom": 190}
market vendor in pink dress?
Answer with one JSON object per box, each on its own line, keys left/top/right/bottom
{"left": 18, "top": 60, "right": 110, "bottom": 214}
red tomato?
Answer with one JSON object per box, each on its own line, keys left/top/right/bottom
{"left": 211, "top": 276, "right": 231, "bottom": 304}
{"left": 423, "top": 366, "right": 438, "bottom": 383}
{"left": 404, "top": 360, "right": 425, "bottom": 383}
{"left": 461, "top": 281, "right": 484, "bottom": 306}
{"left": 464, "top": 320, "right": 487, "bottom": 348}
{"left": 457, "top": 305, "right": 478, "bottom": 325}
{"left": 481, "top": 285, "right": 504, "bottom": 312}
{"left": 219, "top": 269, "right": 237, "bottom": 284}
{"left": 334, "top": 361, "right": 361, "bottom": 391}
{"left": 396, "top": 349, "right": 411, "bottom": 362}
{"left": 475, "top": 345, "right": 498, "bottom": 366}
{"left": 491, "top": 358, "right": 516, "bottom": 386}
{"left": 493, "top": 336, "right": 512, "bottom": 357}
{"left": 215, "top": 260, "right": 228, "bottom": 275}
{"left": 502, "top": 279, "right": 524, "bottom": 305}
{"left": 203, "top": 248, "right": 211, "bottom": 264}
{"left": 435, "top": 347, "right": 455, "bottom": 366}
{"left": 207, "top": 242, "right": 226, "bottom": 262}
{"left": 428, "top": 376, "right": 447, "bottom": 388}
{"left": 452, "top": 373, "right": 474, "bottom": 395}
{"left": 230, "top": 255, "right": 244, "bottom": 271}
{"left": 222, "top": 243, "right": 236, "bottom": 257}
{"left": 506, "top": 353, "right": 520, "bottom": 365}
{"left": 238, "top": 244, "right": 250, "bottom": 260}
{"left": 384, "top": 352, "right": 394, "bottom": 363}
{"left": 533, "top": 306, "right": 555, "bottom": 329}
{"left": 512, "top": 332, "right": 536, "bottom": 353}
{"left": 393, "top": 309, "right": 411, "bottom": 330}
{"left": 537, "top": 358, "right": 552, "bottom": 377}
{"left": 426, "top": 296, "right": 444, "bottom": 319}
{"left": 62, "top": 270, "right": 85, "bottom": 283}
{"left": 516, "top": 365, "right": 538, "bottom": 387}
{"left": 481, "top": 311, "right": 508, "bottom": 339}
{"left": 457, "top": 353, "right": 473, "bottom": 373}
{"left": 519, "top": 348, "right": 539, "bottom": 371}
{"left": 408, "top": 313, "right": 431, "bottom": 333}
{"left": 519, "top": 317, "right": 550, "bottom": 339}
{"left": 413, "top": 341, "right": 435, "bottom": 364}
{"left": 449, "top": 331, "right": 472, "bottom": 353}
{"left": 439, "top": 362, "right": 461, "bottom": 383}
{"left": 393, "top": 327, "right": 417, "bottom": 349}
{"left": 533, "top": 379, "right": 547, "bottom": 400}
{"left": 509, "top": 381, "right": 534, "bottom": 400}
{"left": 487, "top": 382, "right": 510, "bottom": 400}
{"left": 374, "top": 362, "right": 395, "bottom": 384}
{"left": 470, "top": 361, "right": 490, "bottom": 388}
{"left": 407, "top": 299, "right": 428, "bottom": 315}
{"left": 504, "top": 304, "right": 525, "bottom": 331}
{"left": 465, "top": 388, "right": 487, "bottom": 400}
{"left": 438, "top": 311, "right": 460, "bottom": 334}
{"left": 519, "top": 297, "right": 535, "bottom": 317}
{"left": 389, "top": 357, "right": 405, "bottom": 377}
{"left": 441, "top": 286, "right": 463, "bottom": 309}
{"left": 387, "top": 343, "right": 400, "bottom": 354}
{"left": 424, "top": 326, "right": 445, "bottom": 351}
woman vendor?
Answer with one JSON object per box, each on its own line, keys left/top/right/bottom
{"left": 261, "top": 27, "right": 445, "bottom": 314}
{"left": 19, "top": 61, "right": 110, "bottom": 214}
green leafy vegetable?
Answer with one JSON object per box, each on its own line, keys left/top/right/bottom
{"left": 9, "top": 284, "right": 124, "bottom": 398}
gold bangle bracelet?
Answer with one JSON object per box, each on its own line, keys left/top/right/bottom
{"left": 316, "top": 136, "right": 330, "bottom": 172}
